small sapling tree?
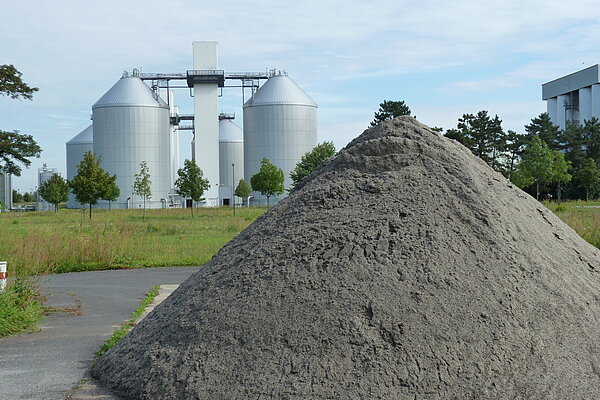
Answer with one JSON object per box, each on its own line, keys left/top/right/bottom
{"left": 251, "top": 158, "right": 284, "bottom": 207}
{"left": 235, "top": 178, "right": 252, "bottom": 206}
{"left": 175, "top": 159, "right": 210, "bottom": 217}
{"left": 133, "top": 161, "right": 152, "bottom": 219}
{"left": 38, "top": 173, "right": 69, "bottom": 212}
{"left": 70, "top": 151, "right": 111, "bottom": 219}
{"left": 101, "top": 174, "right": 120, "bottom": 210}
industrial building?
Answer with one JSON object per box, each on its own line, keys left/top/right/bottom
{"left": 37, "top": 164, "right": 57, "bottom": 211}
{"left": 0, "top": 172, "right": 11, "bottom": 211}
{"left": 66, "top": 125, "right": 93, "bottom": 208}
{"left": 66, "top": 41, "right": 318, "bottom": 209}
{"left": 542, "top": 64, "right": 600, "bottom": 129}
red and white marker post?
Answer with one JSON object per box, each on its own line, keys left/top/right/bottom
{"left": 0, "top": 262, "right": 6, "bottom": 291}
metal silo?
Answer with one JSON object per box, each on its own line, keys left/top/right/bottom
{"left": 243, "top": 73, "right": 317, "bottom": 205}
{"left": 218, "top": 117, "right": 244, "bottom": 206}
{"left": 37, "top": 164, "right": 57, "bottom": 211}
{"left": 0, "top": 172, "right": 11, "bottom": 211}
{"left": 65, "top": 124, "right": 93, "bottom": 208}
{"left": 92, "top": 71, "right": 171, "bottom": 209}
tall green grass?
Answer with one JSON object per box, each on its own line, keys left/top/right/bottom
{"left": 544, "top": 201, "right": 600, "bottom": 248}
{"left": 0, "top": 207, "right": 266, "bottom": 277}
{"left": 0, "top": 277, "right": 43, "bottom": 337}
{"left": 0, "top": 206, "right": 266, "bottom": 337}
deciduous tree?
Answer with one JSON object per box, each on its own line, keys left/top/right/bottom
{"left": 101, "top": 174, "right": 120, "bottom": 210}
{"left": 576, "top": 158, "right": 600, "bottom": 201}
{"left": 0, "top": 65, "right": 41, "bottom": 176}
{"left": 234, "top": 179, "right": 252, "bottom": 206}
{"left": 175, "top": 159, "right": 210, "bottom": 217}
{"left": 251, "top": 158, "right": 284, "bottom": 207}
{"left": 290, "top": 141, "right": 336, "bottom": 191}
{"left": 511, "top": 136, "right": 555, "bottom": 200}
{"left": 38, "top": 173, "right": 69, "bottom": 212}
{"left": 133, "top": 161, "right": 152, "bottom": 219}
{"left": 70, "top": 151, "right": 109, "bottom": 219}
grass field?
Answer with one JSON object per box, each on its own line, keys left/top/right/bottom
{"left": 0, "top": 207, "right": 266, "bottom": 278}
{"left": 544, "top": 200, "right": 600, "bottom": 249}
{"left": 0, "top": 206, "right": 266, "bottom": 337}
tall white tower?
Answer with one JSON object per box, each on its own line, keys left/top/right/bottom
{"left": 191, "top": 41, "right": 221, "bottom": 206}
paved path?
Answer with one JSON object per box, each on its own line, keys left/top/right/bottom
{"left": 0, "top": 267, "right": 200, "bottom": 400}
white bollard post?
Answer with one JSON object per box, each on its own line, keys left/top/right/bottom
{"left": 0, "top": 262, "right": 6, "bottom": 291}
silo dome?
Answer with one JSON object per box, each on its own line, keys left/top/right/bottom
{"left": 66, "top": 124, "right": 93, "bottom": 208}
{"left": 92, "top": 73, "right": 171, "bottom": 209}
{"left": 219, "top": 119, "right": 244, "bottom": 205}
{"left": 243, "top": 74, "right": 317, "bottom": 205}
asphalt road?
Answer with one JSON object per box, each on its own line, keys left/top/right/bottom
{"left": 0, "top": 267, "right": 200, "bottom": 400}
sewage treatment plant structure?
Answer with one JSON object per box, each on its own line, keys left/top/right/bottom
{"left": 65, "top": 41, "right": 318, "bottom": 209}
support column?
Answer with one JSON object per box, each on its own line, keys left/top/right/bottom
{"left": 193, "top": 41, "right": 219, "bottom": 207}
{"left": 547, "top": 97, "right": 558, "bottom": 126}
{"left": 592, "top": 84, "right": 600, "bottom": 121}
{"left": 557, "top": 94, "right": 569, "bottom": 130}
{"left": 579, "top": 87, "right": 592, "bottom": 125}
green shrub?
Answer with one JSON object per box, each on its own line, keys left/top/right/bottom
{"left": 0, "top": 279, "right": 43, "bottom": 337}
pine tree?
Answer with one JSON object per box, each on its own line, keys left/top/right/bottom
{"left": 524, "top": 112, "right": 561, "bottom": 150}
{"left": 445, "top": 111, "right": 506, "bottom": 173}
{"left": 370, "top": 100, "right": 411, "bottom": 127}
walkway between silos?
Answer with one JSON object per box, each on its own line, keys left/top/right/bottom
{"left": 0, "top": 267, "right": 200, "bottom": 400}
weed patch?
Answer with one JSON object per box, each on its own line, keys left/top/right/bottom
{"left": 0, "top": 279, "right": 44, "bottom": 337}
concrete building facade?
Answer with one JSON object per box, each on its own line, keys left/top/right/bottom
{"left": 543, "top": 65, "right": 600, "bottom": 129}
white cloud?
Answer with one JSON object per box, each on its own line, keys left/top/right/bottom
{"left": 2, "top": 0, "right": 600, "bottom": 191}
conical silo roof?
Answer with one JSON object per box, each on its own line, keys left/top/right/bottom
{"left": 243, "top": 74, "right": 317, "bottom": 108}
{"left": 66, "top": 124, "right": 93, "bottom": 145}
{"left": 92, "top": 75, "right": 168, "bottom": 109}
{"left": 219, "top": 119, "right": 243, "bottom": 142}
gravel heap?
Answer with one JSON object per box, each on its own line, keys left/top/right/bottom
{"left": 93, "top": 116, "right": 600, "bottom": 399}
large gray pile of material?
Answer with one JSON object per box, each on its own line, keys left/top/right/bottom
{"left": 93, "top": 117, "right": 600, "bottom": 399}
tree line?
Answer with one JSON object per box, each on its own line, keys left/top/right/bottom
{"left": 444, "top": 111, "right": 600, "bottom": 201}
{"left": 371, "top": 99, "right": 600, "bottom": 202}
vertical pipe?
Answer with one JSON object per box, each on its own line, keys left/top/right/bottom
{"left": 232, "top": 163, "right": 236, "bottom": 216}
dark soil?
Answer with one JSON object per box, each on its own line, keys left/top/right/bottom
{"left": 92, "top": 116, "right": 600, "bottom": 399}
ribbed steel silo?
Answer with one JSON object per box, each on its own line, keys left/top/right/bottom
{"left": 92, "top": 71, "right": 171, "bottom": 209}
{"left": 218, "top": 118, "right": 244, "bottom": 206}
{"left": 37, "top": 165, "right": 57, "bottom": 211}
{"left": 0, "top": 172, "right": 11, "bottom": 211}
{"left": 65, "top": 124, "right": 93, "bottom": 208}
{"left": 243, "top": 73, "right": 317, "bottom": 205}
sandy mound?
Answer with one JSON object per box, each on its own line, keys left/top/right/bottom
{"left": 93, "top": 116, "right": 600, "bottom": 399}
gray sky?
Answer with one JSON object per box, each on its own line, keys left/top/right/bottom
{"left": 2, "top": 0, "right": 600, "bottom": 192}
